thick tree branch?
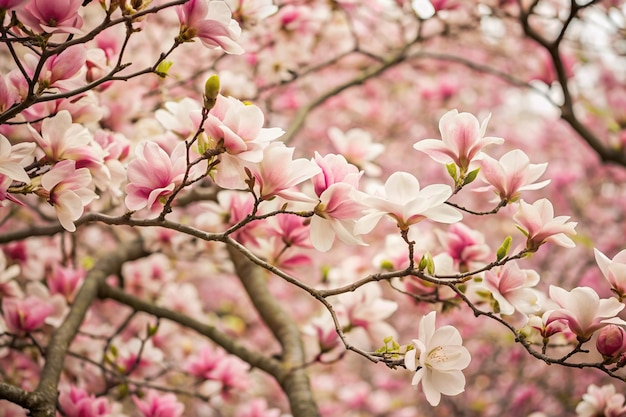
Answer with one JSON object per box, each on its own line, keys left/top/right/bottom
{"left": 227, "top": 246, "right": 320, "bottom": 417}
{"left": 97, "top": 283, "right": 285, "bottom": 378}
{"left": 29, "top": 239, "right": 148, "bottom": 417}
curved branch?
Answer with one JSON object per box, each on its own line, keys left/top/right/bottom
{"left": 227, "top": 246, "right": 320, "bottom": 417}
{"left": 97, "top": 283, "right": 285, "bottom": 378}
{"left": 29, "top": 239, "right": 147, "bottom": 417}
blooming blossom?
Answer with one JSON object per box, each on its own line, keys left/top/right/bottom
{"left": 133, "top": 390, "right": 184, "bottom": 417}
{"left": 40, "top": 160, "right": 98, "bottom": 232}
{"left": 17, "top": 0, "right": 83, "bottom": 34}
{"left": 354, "top": 171, "right": 462, "bottom": 234}
{"left": 327, "top": 127, "right": 384, "bottom": 176}
{"left": 23, "top": 45, "right": 86, "bottom": 92}
{"left": 125, "top": 141, "right": 187, "bottom": 212}
{"left": 477, "top": 149, "right": 550, "bottom": 202}
{"left": 310, "top": 183, "right": 367, "bottom": 252}
{"left": 413, "top": 109, "right": 503, "bottom": 173}
{"left": 27, "top": 111, "right": 106, "bottom": 180}
{"left": 176, "top": 0, "right": 244, "bottom": 54}
{"left": 2, "top": 296, "right": 55, "bottom": 334}
{"left": 438, "top": 223, "right": 490, "bottom": 271}
{"left": 594, "top": 248, "right": 626, "bottom": 300}
{"left": 483, "top": 261, "right": 541, "bottom": 317}
{"left": 215, "top": 142, "right": 320, "bottom": 202}
{"left": 513, "top": 198, "right": 577, "bottom": 251}
{"left": 0, "top": 134, "right": 35, "bottom": 204}
{"left": 59, "top": 386, "right": 111, "bottom": 417}
{"left": 576, "top": 384, "right": 626, "bottom": 417}
{"left": 404, "top": 311, "right": 471, "bottom": 406}
{"left": 547, "top": 286, "right": 626, "bottom": 339}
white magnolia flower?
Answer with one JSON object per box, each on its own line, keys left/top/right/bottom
{"left": 404, "top": 311, "right": 471, "bottom": 406}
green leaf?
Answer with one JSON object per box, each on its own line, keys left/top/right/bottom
{"left": 446, "top": 162, "right": 458, "bottom": 181}
{"left": 496, "top": 236, "right": 512, "bottom": 261}
{"left": 463, "top": 167, "right": 480, "bottom": 185}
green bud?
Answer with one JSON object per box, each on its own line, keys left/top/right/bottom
{"left": 155, "top": 60, "right": 173, "bottom": 78}
{"left": 203, "top": 75, "right": 221, "bottom": 110}
{"left": 496, "top": 236, "right": 512, "bottom": 261}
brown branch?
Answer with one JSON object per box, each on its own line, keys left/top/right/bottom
{"left": 30, "top": 239, "right": 148, "bottom": 417}
{"left": 227, "top": 246, "right": 320, "bottom": 417}
{"left": 97, "top": 283, "right": 284, "bottom": 378}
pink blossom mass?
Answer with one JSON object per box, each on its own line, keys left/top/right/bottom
{"left": 1, "top": 1, "right": 626, "bottom": 417}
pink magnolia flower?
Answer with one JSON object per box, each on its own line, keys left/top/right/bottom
{"left": 334, "top": 282, "right": 398, "bottom": 348}
{"left": 438, "top": 223, "right": 490, "bottom": 270}
{"left": 40, "top": 160, "right": 98, "bottom": 232}
{"left": 185, "top": 345, "right": 227, "bottom": 379}
{"left": 133, "top": 391, "right": 184, "bottom": 417}
{"left": 0, "top": 251, "right": 22, "bottom": 298}
{"left": 23, "top": 45, "right": 86, "bottom": 92}
{"left": 59, "top": 386, "right": 111, "bottom": 417}
{"left": 404, "top": 311, "right": 471, "bottom": 406}
{"left": 547, "top": 286, "right": 626, "bottom": 339}
{"left": 0, "top": 0, "right": 29, "bottom": 11}
{"left": 483, "top": 261, "right": 541, "bottom": 317}
{"left": 310, "top": 183, "right": 367, "bottom": 252}
{"left": 477, "top": 149, "right": 550, "bottom": 202}
{"left": 0, "top": 134, "right": 35, "bottom": 204}
{"left": 215, "top": 142, "right": 321, "bottom": 202}
{"left": 594, "top": 248, "right": 626, "bottom": 300}
{"left": 327, "top": 127, "right": 384, "bottom": 176}
{"left": 125, "top": 141, "right": 187, "bottom": 212}
{"left": 0, "top": 72, "right": 19, "bottom": 112}
{"left": 311, "top": 152, "right": 362, "bottom": 197}
{"left": 413, "top": 109, "right": 504, "bottom": 173}
{"left": 513, "top": 199, "right": 577, "bottom": 252}
{"left": 2, "top": 296, "right": 55, "bottom": 334}
{"left": 47, "top": 265, "right": 85, "bottom": 302}
{"left": 27, "top": 111, "right": 106, "bottom": 177}
{"left": 176, "top": 0, "right": 244, "bottom": 54}
{"left": 205, "top": 95, "right": 283, "bottom": 162}
{"left": 576, "top": 384, "right": 626, "bottom": 417}
{"left": 17, "top": 0, "right": 83, "bottom": 34}
{"left": 354, "top": 171, "right": 462, "bottom": 234}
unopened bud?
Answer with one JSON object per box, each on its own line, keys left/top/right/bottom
{"left": 155, "top": 60, "right": 173, "bottom": 78}
{"left": 203, "top": 75, "right": 221, "bottom": 110}
{"left": 597, "top": 324, "right": 626, "bottom": 360}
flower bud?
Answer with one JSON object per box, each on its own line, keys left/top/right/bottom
{"left": 203, "top": 75, "right": 220, "bottom": 110}
{"left": 597, "top": 324, "right": 626, "bottom": 360}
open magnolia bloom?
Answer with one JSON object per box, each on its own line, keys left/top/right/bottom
{"left": 404, "top": 311, "right": 471, "bottom": 406}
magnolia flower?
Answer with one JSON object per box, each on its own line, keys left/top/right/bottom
{"left": 17, "top": 0, "right": 83, "bottom": 34}
{"left": 125, "top": 141, "right": 187, "bottom": 212}
{"left": 310, "top": 183, "right": 367, "bottom": 252}
{"left": 477, "top": 149, "right": 550, "bottom": 202}
{"left": 404, "top": 311, "right": 471, "bottom": 406}
{"left": 0, "top": 133, "right": 35, "bottom": 185}
{"left": 215, "top": 142, "right": 320, "bottom": 202}
{"left": 596, "top": 324, "right": 626, "bottom": 360}
{"left": 40, "top": 160, "right": 98, "bottom": 232}
{"left": 513, "top": 198, "right": 577, "bottom": 251}
{"left": 2, "top": 296, "right": 55, "bottom": 334}
{"left": 176, "top": 0, "right": 244, "bottom": 54}
{"left": 327, "top": 127, "right": 384, "bottom": 176}
{"left": 547, "top": 286, "right": 626, "bottom": 339}
{"left": 355, "top": 171, "right": 462, "bottom": 234}
{"left": 576, "top": 384, "right": 626, "bottom": 417}
{"left": 23, "top": 45, "right": 86, "bottom": 92}
{"left": 133, "top": 390, "right": 184, "bottom": 417}
{"left": 483, "top": 261, "right": 541, "bottom": 317}
{"left": 594, "top": 248, "right": 626, "bottom": 300}
{"left": 311, "top": 152, "right": 362, "bottom": 197}
{"left": 59, "top": 386, "right": 111, "bottom": 417}
{"left": 413, "top": 109, "right": 503, "bottom": 173}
